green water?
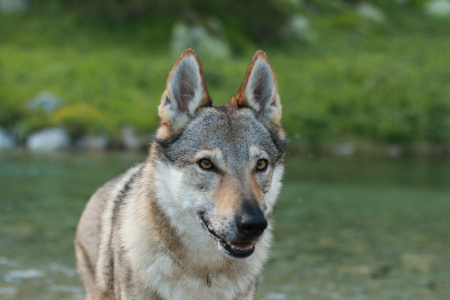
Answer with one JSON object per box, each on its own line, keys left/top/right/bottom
{"left": 0, "top": 151, "right": 449, "bottom": 300}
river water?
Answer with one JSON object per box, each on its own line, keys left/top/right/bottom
{"left": 0, "top": 151, "right": 449, "bottom": 299}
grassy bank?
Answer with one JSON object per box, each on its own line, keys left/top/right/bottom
{"left": 0, "top": 8, "right": 449, "bottom": 152}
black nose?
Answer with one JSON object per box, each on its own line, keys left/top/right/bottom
{"left": 236, "top": 202, "right": 268, "bottom": 239}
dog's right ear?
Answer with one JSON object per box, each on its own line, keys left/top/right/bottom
{"left": 158, "top": 49, "right": 211, "bottom": 129}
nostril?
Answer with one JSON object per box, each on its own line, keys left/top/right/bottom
{"left": 237, "top": 215, "right": 268, "bottom": 237}
{"left": 240, "top": 223, "right": 252, "bottom": 232}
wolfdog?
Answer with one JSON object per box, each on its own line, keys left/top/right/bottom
{"left": 75, "top": 49, "right": 287, "bottom": 299}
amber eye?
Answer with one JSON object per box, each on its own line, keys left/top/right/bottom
{"left": 256, "top": 159, "right": 268, "bottom": 171}
{"left": 199, "top": 159, "right": 214, "bottom": 170}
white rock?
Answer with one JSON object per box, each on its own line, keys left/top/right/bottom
{"left": 386, "top": 145, "right": 403, "bottom": 157}
{"left": 75, "top": 134, "right": 108, "bottom": 150}
{"left": 283, "top": 15, "right": 315, "bottom": 42}
{"left": 332, "top": 143, "right": 355, "bottom": 157}
{"left": 171, "top": 22, "right": 231, "bottom": 59}
{"left": 0, "top": 127, "right": 16, "bottom": 149}
{"left": 27, "top": 128, "right": 70, "bottom": 151}
{"left": 121, "top": 126, "right": 140, "bottom": 150}
{"left": 356, "top": 3, "right": 386, "bottom": 23}
{"left": 425, "top": 0, "right": 450, "bottom": 17}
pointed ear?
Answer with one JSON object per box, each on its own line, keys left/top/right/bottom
{"left": 158, "top": 49, "right": 211, "bottom": 129}
{"left": 231, "top": 50, "right": 282, "bottom": 125}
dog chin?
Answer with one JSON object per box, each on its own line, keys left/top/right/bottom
{"left": 199, "top": 214, "right": 255, "bottom": 259}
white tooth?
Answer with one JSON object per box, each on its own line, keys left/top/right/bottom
{"left": 208, "top": 225, "right": 213, "bottom": 230}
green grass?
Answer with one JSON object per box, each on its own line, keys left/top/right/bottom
{"left": 1, "top": 8, "right": 449, "bottom": 148}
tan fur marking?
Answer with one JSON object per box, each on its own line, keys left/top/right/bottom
{"left": 215, "top": 174, "right": 263, "bottom": 219}
{"left": 215, "top": 176, "right": 241, "bottom": 216}
{"left": 271, "top": 97, "right": 282, "bottom": 126}
{"left": 148, "top": 197, "right": 187, "bottom": 264}
{"left": 250, "top": 176, "right": 263, "bottom": 206}
{"left": 155, "top": 124, "right": 172, "bottom": 140}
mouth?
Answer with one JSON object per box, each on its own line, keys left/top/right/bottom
{"left": 200, "top": 215, "right": 255, "bottom": 259}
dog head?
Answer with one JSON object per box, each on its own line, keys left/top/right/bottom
{"left": 153, "top": 49, "right": 287, "bottom": 259}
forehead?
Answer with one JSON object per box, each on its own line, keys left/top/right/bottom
{"left": 159, "top": 105, "right": 280, "bottom": 163}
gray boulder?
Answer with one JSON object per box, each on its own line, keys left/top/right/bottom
{"left": 386, "top": 145, "right": 404, "bottom": 157}
{"left": 0, "top": 0, "right": 28, "bottom": 13}
{"left": 282, "top": 15, "right": 315, "bottom": 42}
{"left": 121, "top": 126, "right": 141, "bottom": 150}
{"left": 332, "top": 143, "right": 355, "bottom": 157}
{"left": 75, "top": 134, "right": 109, "bottom": 150}
{"left": 425, "top": 0, "right": 450, "bottom": 18}
{"left": 27, "top": 128, "right": 70, "bottom": 151}
{"left": 171, "top": 22, "right": 231, "bottom": 59}
{"left": 28, "top": 92, "right": 63, "bottom": 114}
{"left": 0, "top": 127, "right": 16, "bottom": 149}
{"left": 356, "top": 3, "right": 386, "bottom": 23}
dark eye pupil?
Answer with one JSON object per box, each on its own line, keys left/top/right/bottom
{"left": 257, "top": 159, "right": 267, "bottom": 170}
{"left": 200, "top": 159, "right": 213, "bottom": 169}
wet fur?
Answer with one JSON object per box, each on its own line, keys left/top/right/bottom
{"left": 75, "top": 50, "right": 287, "bottom": 299}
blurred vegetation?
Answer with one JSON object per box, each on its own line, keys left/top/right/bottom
{"left": 0, "top": 0, "right": 449, "bottom": 151}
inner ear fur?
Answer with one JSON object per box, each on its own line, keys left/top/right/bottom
{"left": 158, "top": 49, "right": 211, "bottom": 128}
{"left": 231, "top": 50, "right": 281, "bottom": 125}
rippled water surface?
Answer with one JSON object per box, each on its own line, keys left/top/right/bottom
{"left": 0, "top": 151, "right": 449, "bottom": 299}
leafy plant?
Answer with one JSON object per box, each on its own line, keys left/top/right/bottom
{"left": 50, "top": 104, "right": 109, "bottom": 138}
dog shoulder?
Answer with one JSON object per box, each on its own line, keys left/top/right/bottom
{"left": 76, "top": 163, "right": 144, "bottom": 296}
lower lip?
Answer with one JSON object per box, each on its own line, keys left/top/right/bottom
{"left": 200, "top": 215, "right": 256, "bottom": 258}
{"left": 230, "top": 241, "right": 254, "bottom": 250}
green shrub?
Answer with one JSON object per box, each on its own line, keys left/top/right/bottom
{"left": 15, "top": 111, "right": 52, "bottom": 139}
{"left": 0, "top": 97, "right": 25, "bottom": 129}
{"left": 46, "top": 0, "right": 294, "bottom": 46}
{"left": 425, "top": 100, "right": 450, "bottom": 143}
{"left": 50, "top": 104, "right": 109, "bottom": 137}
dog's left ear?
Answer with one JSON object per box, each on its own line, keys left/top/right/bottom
{"left": 232, "top": 50, "right": 281, "bottom": 125}
{"left": 158, "top": 49, "right": 211, "bottom": 129}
